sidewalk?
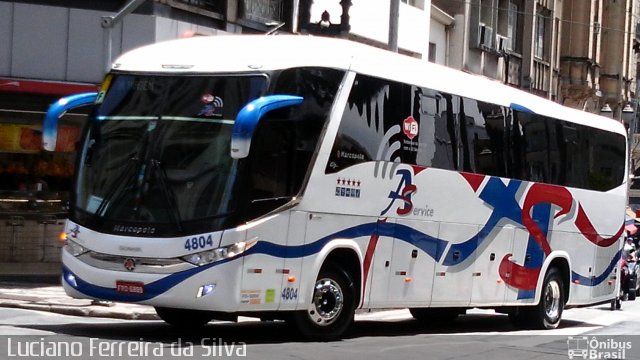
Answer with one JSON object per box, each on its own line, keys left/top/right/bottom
{"left": 0, "top": 280, "right": 159, "bottom": 320}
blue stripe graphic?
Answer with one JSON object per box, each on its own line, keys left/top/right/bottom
{"left": 571, "top": 250, "right": 622, "bottom": 286}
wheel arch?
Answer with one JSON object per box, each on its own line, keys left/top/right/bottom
{"left": 536, "top": 252, "right": 571, "bottom": 305}
{"left": 304, "top": 240, "right": 363, "bottom": 309}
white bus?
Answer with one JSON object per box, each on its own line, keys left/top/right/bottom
{"left": 45, "top": 35, "right": 627, "bottom": 338}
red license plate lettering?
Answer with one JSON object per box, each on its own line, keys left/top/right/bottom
{"left": 116, "top": 281, "right": 144, "bottom": 294}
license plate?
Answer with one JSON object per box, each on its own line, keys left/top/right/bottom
{"left": 116, "top": 281, "right": 144, "bottom": 295}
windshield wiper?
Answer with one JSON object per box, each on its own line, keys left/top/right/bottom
{"left": 94, "top": 156, "right": 139, "bottom": 217}
{"left": 151, "top": 159, "right": 184, "bottom": 232}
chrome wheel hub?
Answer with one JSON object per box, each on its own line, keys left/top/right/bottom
{"left": 307, "top": 277, "right": 344, "bottom": 326}
{"left": 544, "top": 280, "right": 561, "bottom": 322}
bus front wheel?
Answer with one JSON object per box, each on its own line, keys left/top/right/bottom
{"left": 155, "top": 307, "right": 214, "bottom": 328}
{"left": 290, "top": 266, "right": 356, "bottom": 339}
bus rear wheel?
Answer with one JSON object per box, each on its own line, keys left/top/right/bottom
{"left": 290, "top": 267, "right": 356, "bottom": 339}
{"left": 155, "top": 307, "right": 214, "bottom": 328}
{"left": 511, "top": 267, "right": 565, "bottom": 329}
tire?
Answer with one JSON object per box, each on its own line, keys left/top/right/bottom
{"left": 511, "top": 267, "right": 565, "bottom": 329}
{"left": 155, "top": 307, "right": 214, "bottom": 328}
{"left": 289, "top": 267, "right": 356, "bottom": 340}
{"left": 410, "top": 308, "right": 463, "bottom": 324}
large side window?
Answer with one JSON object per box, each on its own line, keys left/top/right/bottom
{"left": 326, "top": 74, "right": 407, "bottom": 173}
{"left": 327, "top": 74, "right": 459, "bottom": 174}
{"left": 460, "top": 99, "right": 507, "bottom": 177}
{"left": 515, "top": 110, "right": 625, "bottom": 191}
{"left": 411, "top": 87, "right": 457, "bottom": 170}
{"left": 589, "top": 130, "right": 626, "bottom": 191}
{"left": 520, "top": 113, "right": 549, "bottom": 183}
{"left": 325, "top": 73, "right": 625, "bottom": 192}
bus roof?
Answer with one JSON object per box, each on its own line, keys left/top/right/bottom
{"left": 112, "top": 35, "right": 627, "bottom": 137}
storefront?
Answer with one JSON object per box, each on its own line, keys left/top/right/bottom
{"left": 0, "top": 77, "right": 97, "bottom": 271}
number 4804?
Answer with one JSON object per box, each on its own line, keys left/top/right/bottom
{"left": 184, "top": 235, "right": 214, "bottom": 251}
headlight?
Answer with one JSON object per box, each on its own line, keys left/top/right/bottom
{"left": 181, "top": 239, "right": 257, "bottom": 266}
{"left": 64, "top": 239, "right": 88, "bottom": 257}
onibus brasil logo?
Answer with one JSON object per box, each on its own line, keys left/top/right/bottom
{"left": 567, "top": 336, "right": 632, "bottom": 359}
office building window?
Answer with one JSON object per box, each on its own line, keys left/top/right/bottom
{"left": 429, "top": 43, "right": 436, "bottom": 63}
{"left": 507, "top": 1, "right": 518, "bottom": 51}
{"left": 534, "top": 12, "right": 546, "bottom": 59}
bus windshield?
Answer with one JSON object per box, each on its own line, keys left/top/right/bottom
{"left": 74, "top": 74, "right": 267, "bottom": 235}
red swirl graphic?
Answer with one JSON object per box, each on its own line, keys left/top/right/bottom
{"left": 498, "top": 253, "right": 539, "bottom": 291}
{"left": 521, "top": 183, "right": 573, "bottom": 255}
{"left": 499, "top": 183, "right": 571, "bottom": 289}
{"left": 575, "top": 204, "right": 624, "bottom": 247}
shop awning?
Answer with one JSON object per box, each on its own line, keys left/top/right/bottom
{"left": 0, "top": 77, "right": 98, "bottom": 97}
{"left": 626, "top": 218, "right": 637, "bottom": 235}
{"left": 625, "top": 209, "right": 638, "bottom": 235}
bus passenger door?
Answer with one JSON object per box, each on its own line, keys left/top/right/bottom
{"left": 278, "top": 211, "right": 307, "bottom": 311}
{"left": 470, "top": 225, "right": 514, "bottom": 305}
{"left": 430, "top": 222, "right": 479, "bottom": 306}
{"left": 386, "top": 219, "right": 439, "bottom": 306}
{"left": 366, "top": 218, "right": 396, "bottom": 308}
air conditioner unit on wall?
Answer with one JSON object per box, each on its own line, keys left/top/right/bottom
{"left": 478, "top": 23, "right": 494, "bottom": 49}
{"left": 496, "top": 34, "right": 509, "bottom": 52}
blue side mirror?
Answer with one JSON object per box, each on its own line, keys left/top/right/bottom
{"left": 43, "top": 92, "right": 97, "bottom": 151}
{"left": 231, "top": 95, "right": 303, "bottom": 159}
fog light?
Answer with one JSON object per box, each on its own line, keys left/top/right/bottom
{"left": 66, "top": 273, "right": 78, "bottom": 288}
{"left": 196, "top": 284, "right": 216, "bottom": 298}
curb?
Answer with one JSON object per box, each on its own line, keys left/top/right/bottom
{"left": 0, "top": 300, "right": 159, "bottom": 320}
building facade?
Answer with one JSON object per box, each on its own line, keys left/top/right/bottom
{"left": 0, "top": 0, "right": 298, "bottom": 275}
{"left": 431, "top": 0, "right": 563, "bottom": 101}
{"left": 0, "top": 0, "right": 432, "bottom": 274}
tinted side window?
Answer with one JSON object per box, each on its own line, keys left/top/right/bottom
{"left": 411, "top": 87, "right": 457, "bottom": 170}
{"left": 460, "top": 99, "right": 507, "bottom": 177}
{"left": 516, "top": 110, "right": 625, "bottom": 191}
{"left": 589, "top": 130, "right": 626, "bottom": 191}
{"left": 326, "top": 75, "right": 407, "bottom": 173}
{"left": 327, "top": 75, "right": 458, "bottom": 174}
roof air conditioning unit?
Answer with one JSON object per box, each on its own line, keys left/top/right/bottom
{"left": 496, "top": 34, "right": 509, "bottom": 52}
{"left": 478, "top": 23, "right": 494, "bottom": 50}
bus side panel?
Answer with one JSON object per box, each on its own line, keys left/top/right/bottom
{"left": 503, "top": 228, "right": 536, "bottom": 304}
{"left": 387, "top": 219, "right": 439, "bottom": 306}
{"left": 430, "top": 222, "right": 479, "bottom": 307}
{"left": 554, "top": 231, "right": 594, "bottom": 304}
{"left": 470, "top": 225, "right": 514, "bottom": 306}
{"left": 591, "top": 236, "right": 621, "bottom": 302}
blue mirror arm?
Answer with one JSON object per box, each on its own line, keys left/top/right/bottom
{"left": 510, "top": 102, "right": 535, "bottom": 114}
{"left": 231, "top": 95, "right": 303, "bottom": 159}
{"left": 43, "top": 92, "right": 97, "bottom": 151}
